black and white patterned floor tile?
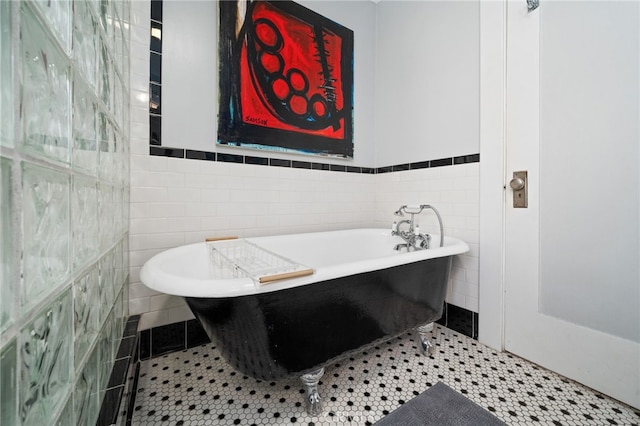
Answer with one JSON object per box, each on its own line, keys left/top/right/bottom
{"left": 132, "top": 325, "right": 639, "bottom": 425}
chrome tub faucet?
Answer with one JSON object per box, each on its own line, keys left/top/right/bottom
{"left": 391, "top": 205, "right": 444, "bottom": 251}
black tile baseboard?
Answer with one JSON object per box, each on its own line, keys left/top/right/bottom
{"left": 186, "top": 319, "right": 211, "bottom": 348}
{"left": 138, "top": 305, "right": 478, "bottom": 365}
{"left": 148, "top": 321, "right": 186, "bottom": 356}
{"left": 138, "top": 319, "right": 212, "bottom": 361}
{"left": 97, "top": 315, "right": 141, "bottom": 426}
{"left": 436, "top": 303, "right": 478, "bottom": 340}
{"left": 138, "top": 328, "right": 151, "bottom": 360}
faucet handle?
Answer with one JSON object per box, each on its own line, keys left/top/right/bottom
{"left": 419, "top": 233, "right": 431, "bottom": 249}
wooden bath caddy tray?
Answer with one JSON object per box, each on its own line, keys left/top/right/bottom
{"left": 206, "top": 238, "right": 313, "bottom": 284}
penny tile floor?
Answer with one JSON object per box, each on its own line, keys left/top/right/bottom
{"left": 132, "top": 324, "right": 639, "bottom": 425}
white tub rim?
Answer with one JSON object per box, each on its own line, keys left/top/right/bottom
{"left": 140, "top": 228, "right": 470, "bottom": 298}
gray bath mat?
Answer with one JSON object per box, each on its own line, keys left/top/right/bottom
{"left": 373, "top": 381, "right": 507, "bottom": 425}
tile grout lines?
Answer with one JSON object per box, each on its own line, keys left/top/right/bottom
{"left": 132, "top": 325, "right": 640, "bottom": 426}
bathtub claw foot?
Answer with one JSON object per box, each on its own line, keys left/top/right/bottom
{"left": 300, "top": 367, "right": 324, "bottom": 416}
{"left": 307, "top": 389, "right": 322, "bottom": 415}
{"left": 417, "top": 322, "right": 435, "bottom": 356}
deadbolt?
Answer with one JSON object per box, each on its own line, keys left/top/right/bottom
{"left": 510, "top": 171, "right": 528, "bottom": 208}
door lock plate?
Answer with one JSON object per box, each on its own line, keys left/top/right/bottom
{"left": 511, "top": 171, "right": 528, "bottom": 208}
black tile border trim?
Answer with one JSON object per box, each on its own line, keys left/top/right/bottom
{"left": 392, "top": 163, "right": 410, "bottom": 172}
{"left": 292, "top": 160, "right": 312, "bottom": 169}
{"left": 454, "top": 153, "right": 480, "bottom": 165}
{"left": 148, "top": 146, "right": 480, "bottom": 174}
{"left": 312, "top": 162, "right": 331, "bottom": 171}
{"left": 97, "top": 315, "right": 141, "bottom": 426}
{"left": 430, "top": 157, "right": 454, "bottom": 168}
{"left": 270, "top": 158, "right": 291, "bottom": 167}
{"left": 217, "top": 153, "right": 243, "bottom": 163}
{"left": 245, "top": 155, "right": 268, "bottom": 166}
{"left": 409, "top": 160, "right": 430, "bottom": 170}
{"left": 186, "top": 149, "right": 215, "bottom": 161}
{"left": 150, "top": 146, "right": 183, "bottom": 158}
{"left": 148, "top": 1, "right": 163, "bottom": 146}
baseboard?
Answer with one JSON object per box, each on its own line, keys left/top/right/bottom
{"left": 138, "top": 318, "right": 211, "bottom": 361}
{"left": 97, "top": 315, "right": 141, "bottom": 426}
{"left": 137, "top": 304, "right": 478, "bottom": 365}
{"left": 436, "top": 302, "right": 479, "bottom": 339}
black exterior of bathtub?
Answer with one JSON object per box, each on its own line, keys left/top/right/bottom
{"left": 185, "top": 256, "right": 451, "bottom": 380}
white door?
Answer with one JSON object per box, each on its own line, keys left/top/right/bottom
{"left": 504, "top": 0, "right": 639, "bottom": 408}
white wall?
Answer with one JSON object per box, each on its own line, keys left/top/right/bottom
{"left": 163, "top": 0, "right": 378, "bottom": 166}
{"left": 161, "top": 1, "right": 218, "bottom": 154}
{"left": 161, "top": 0, "right": 481, "bottom": 166}
{"left": 375, "top": 1, "right": 479, "bottom": 166}
{"left": 129, "top": 0, "right": 481, "bottom": 330}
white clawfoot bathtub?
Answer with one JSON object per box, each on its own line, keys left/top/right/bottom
{"left": 140, "top": 228, "right": 469, "bottom": 415}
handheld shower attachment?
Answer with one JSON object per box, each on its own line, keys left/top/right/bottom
{"left": 391, "top": 204, "right": 445, "bottom": 248}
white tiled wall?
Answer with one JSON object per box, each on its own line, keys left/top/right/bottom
{"left": 128, "top": 159, "right": 480, "bottom": 330}
{"left": 128, "top": 156, "right": 378, "bottom": 330}
{"left": 374, "top": 164, "right": 480, "bottom": 312}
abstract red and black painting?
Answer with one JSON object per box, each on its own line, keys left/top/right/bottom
{"left": 217, "top": 0, "right": 354, "bottom": 158}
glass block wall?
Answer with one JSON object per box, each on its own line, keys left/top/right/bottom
{"left": 0, "top": 1, "right": 130, "bottom": 425}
